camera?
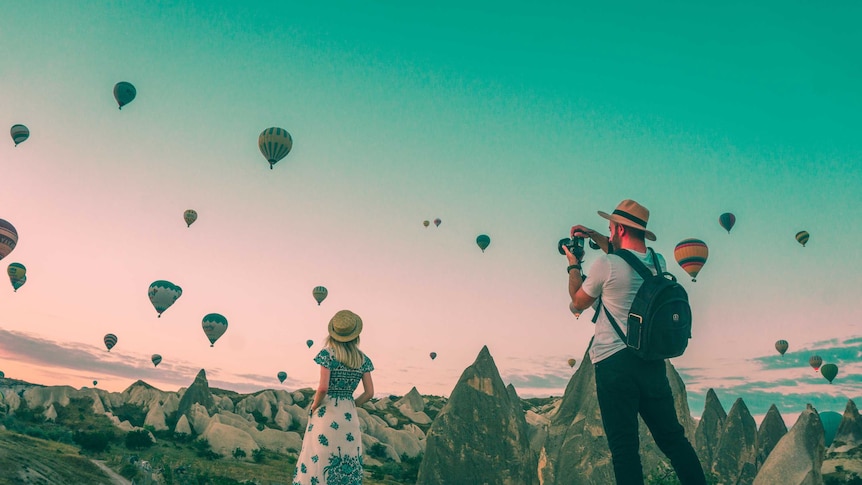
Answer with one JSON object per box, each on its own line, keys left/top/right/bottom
{"left": 558, "top": 237, "right": 585, "bottom": 261}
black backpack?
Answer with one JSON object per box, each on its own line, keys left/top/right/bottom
{"left": 592, "top": 248, "right": 692, "bottom": 360}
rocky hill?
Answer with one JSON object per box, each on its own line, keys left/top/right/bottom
{"left": 2, "top": 349, "right": 861, "bottom": 484}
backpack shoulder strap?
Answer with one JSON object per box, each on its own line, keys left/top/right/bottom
{"left": 591, "top": 295, "right": 628, "bottom": 343}
{"left": 614, "top": 249, "right": 657, "bottom": 280}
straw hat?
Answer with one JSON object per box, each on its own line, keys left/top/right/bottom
{"left": 597, "top": 199, "right": 656, "bottom": 241}
{"left": 328, "top": 310, "right": 363, "bottom": 342}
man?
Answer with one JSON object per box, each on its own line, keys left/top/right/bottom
{"left": 563, "top": 199, "right": 705, "bottom": 485}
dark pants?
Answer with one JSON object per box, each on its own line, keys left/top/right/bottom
{"left": 595, "top": 349, "right": 706, "bottom": 485}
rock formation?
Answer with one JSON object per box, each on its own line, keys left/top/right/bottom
{"left": 177, "top": 369, "right": 215, "bottom": 418}
{"left": 756, "top": 404, "right": 787, "bottom": 469}
{"left": 416, "top": 346, "right": 536, "bottom": 485}
{"left": 712, "top": 397, "right": 757, "bottom": 484}
{"left": 753, "top": 404, "right": 825, "bottom": 485}
{"left": 539, "top": 349, "right": 697, "bottom": 485}
{"left": 695, "top": 388, "right": 726, "bottom": 475}
{"left": 829, "top": 399, "right": 862, "bottom": 453}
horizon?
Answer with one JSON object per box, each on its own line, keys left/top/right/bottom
{"left": 1, "top": 1, "right": 860, "bottom": 428}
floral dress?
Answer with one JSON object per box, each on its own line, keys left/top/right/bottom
{"left": 293, "top": 348, "right": 374, "bottom": 485}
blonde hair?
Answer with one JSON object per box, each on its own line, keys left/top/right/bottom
{"left": 325, "top": 336, "right": 364, "bottom": 369}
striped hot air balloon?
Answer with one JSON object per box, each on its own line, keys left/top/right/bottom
{"left": 775, "top": 340, "right": 788, "bottom": 356}
{"left": 313, "top": 286, "right": 328, "bottom": 306}
{"left": 151, "top": 354, "right": 162, "bottom": 367}
{"left": 0, "top": 219, "right": 18, "bottom": 261}
{"left": 423, "top": 220, "right": 430, "bottom": 228}
{"left": 277, "top": 371, "right": 287, "bottom": 383}
{"left": 796, "top": 231, "right": 810, "bottom": 247}
{"left": 10, "top": 124, "right": 29, "bottom": 146}
{"left": 148, "top": 280, "right": 183, "bottom": 317}
{"left": 719, "top": 213, "right": 736, "bottom": 234}
{"left": 8, "top": 263, "right": 26, "bottom": 292}
{"left": 202, "top": 313, "right": 228, "bottom": 347}
{"left": 113, "top": 82, "right": 136, "bottom": 109}
{"left": 809, "top": 355, "right": 822, "bottom": 371}
{"left": 476, "top": 234, "right": 491, "bottom": 252}
{"left": 104, "top": 333, "right": 118, "bottom": 352}
{"left": 258, "top": 127, "right": 293, "bottom": 169}
{"left": 183, "top": 210, "right": 198, "bottom": 227}
{"left": 674, "top": 239, "right": 709, "bottom": 282}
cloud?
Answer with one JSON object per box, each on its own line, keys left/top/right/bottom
{"left": 0, "top": 329, "right": 312, "bottom": 394}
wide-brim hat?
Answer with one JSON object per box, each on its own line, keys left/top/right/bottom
{"left": 597, "top": 199, "right": 657, "bottom": 241}
{"left": 328, "top": 310, "right": 363, "bottom": 342}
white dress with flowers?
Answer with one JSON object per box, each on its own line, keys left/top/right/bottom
{"left": 293, "top": 348, "right": 374, "bottom": 485}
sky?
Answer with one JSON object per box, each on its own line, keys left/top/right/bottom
{"left": 1, "top": 1, "right": 860, "bottom": 424}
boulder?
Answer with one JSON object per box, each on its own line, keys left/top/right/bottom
{"left": 756, "top": 404, "right": 787, "bottom": 469}
{"left": 828, "top": 399, "right": 862, "bottom": 453}
{"left": 753, "top": 404, "right": 825, "bottom": 485}
{"left": 175, "top": 414, "right": 193, "bottom": 435}
{"left": 186, "top": 403, "right": 212, "bottom": 435}
{"left": 44, "top": 404, "right": 57, "bottom": 422}
{"left": 177, "top": 370, "right": 215, "bottom": 418}
{"left": 417, "top": 346, "right": 536, "bottom": 485}
{"left": 200, "top": 421, "right": 258, "bottom": 457}
{"left": 540, "top": 349, "right": 697, "bottom": 484}
{"left": 712, "top": 397, "right": 757, "bottom": 484}
{"left": 695, "top": 388, "right": 726, "bottom": 474}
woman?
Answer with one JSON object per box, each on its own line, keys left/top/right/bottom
{"left": 293, "top": 310, "right": 375, "bottom": 485}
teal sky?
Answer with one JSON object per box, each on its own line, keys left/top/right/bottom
{"left": 1, "top": 1, "right": 860, "bottom": 422}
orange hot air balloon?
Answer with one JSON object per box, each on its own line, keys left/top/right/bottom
{"left": 809, "top": 355, "right": 822, "bottom": 371}
{"left": 674, "top": 239, "right": 708, "bottom": 282}
{"left": 775, "top": 340, "right": 788, "bottom": 356}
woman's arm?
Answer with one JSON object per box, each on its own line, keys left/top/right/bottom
{"left": 309, "top": 365, "right": 330, "bottom": 414}
{"left": 354, "top": 372, "right": 374, "bottom": 407}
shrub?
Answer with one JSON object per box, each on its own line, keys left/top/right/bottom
{"left": 74, "top": 430, "right": 113, "bottom": 453}
{"left": 232, "top": 447, "right": 247, "bottom": 459}
{"left": 252, "top": 447, "right": 266, "bottom": 463}
{"left": 125, "top": 429, "right": 154, "bottom": 450}
{"left": 368, "top": 442, "right": 388, "bottom": 459}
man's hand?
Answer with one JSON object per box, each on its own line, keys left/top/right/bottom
{"left": 570, "top": 225, "right": 611, "bottom": 254}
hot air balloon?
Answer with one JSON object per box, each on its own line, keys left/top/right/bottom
{"left": 306, "top": 339, "right": 314, "bottom": 348}
{"left": 148, "top": 280, "right": 182, "bottom": 317}
{"left": 313, "top": 286, "right": 328, "bottom": 305}
{"left": 0, "top": 219, "right": 18, "bottom": 261}
{"left": 277, "top": 371, "right": 287, "bottom": 384}
{"left": 674, "top": 239, "right": 708, "bottom": 282}
{"left": 821, "top": 363, "right": 838, "bottom": 383}
{"left": 429, "top": 352, "right": 437, "bottom": 360}
{"left": 719, "top": 213, "right": 736, "bottom": 234}
{"left": 423, "top": 220, "right": 430, "bottom": 228}
{"left": 775, "top": 340, "right": 788, "bottom": 356}
{"left": 8, "top": 262, "right": 26, "bottom": 291}
{"left": 93, "top": 380, "right": 98, "bottom": 387}
{"left": 10, "top": 124, "right": 29, "bottom": 146}
{"left": 567, "top": 358, "right": 577, "bottom": 368}
{"left": 11, "top": 275, "right": 25, "bottom": 292}
{"left": 202, "top": 313, "right": 228, "bottom": 347}
{"left": 569, "top": 301, "right": 580, "bottom": 318}
{"left": 476, "top": 234, "right": 491, "bottom": 252}
{"left": 796, "top": 231, "right": 810, "bottom": 247}
{"left": 809, "top": 355, "right": 822, "bottom": 371}
{"left": 151, "top": 354, "right": 162, "bottom": 367}
{"left": 113, "top": 82, "right": 136, "bottom": 109}
{"left": 258, "top": 127, "right": 293, "bottom": 169}
{"left": 434, "top": 218, "right": 441, "bottom": 227}
{"left": 104, "top": 333, "right": 117, "bottom": 352}
{"left": 183, "top": 210, "right": 198, "bottom": 227}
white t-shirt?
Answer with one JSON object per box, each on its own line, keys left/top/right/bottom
{"left": 581, "top": 249, "right": 667, "bottom": 363}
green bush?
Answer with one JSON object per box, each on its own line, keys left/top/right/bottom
{"left": 124, "top": 429, "right": 154, "bottom": 450}
{"left": 73, "top": 430, "right": 113, "bottom": 452}
{"left": 368, "top": 442, "right": 388, "bottom": 459}
{"left": 252, "top": 447, "right": 266, "bottom": 463}
{"left": 232, "top": 447, "right": 247, "bottom": 459}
